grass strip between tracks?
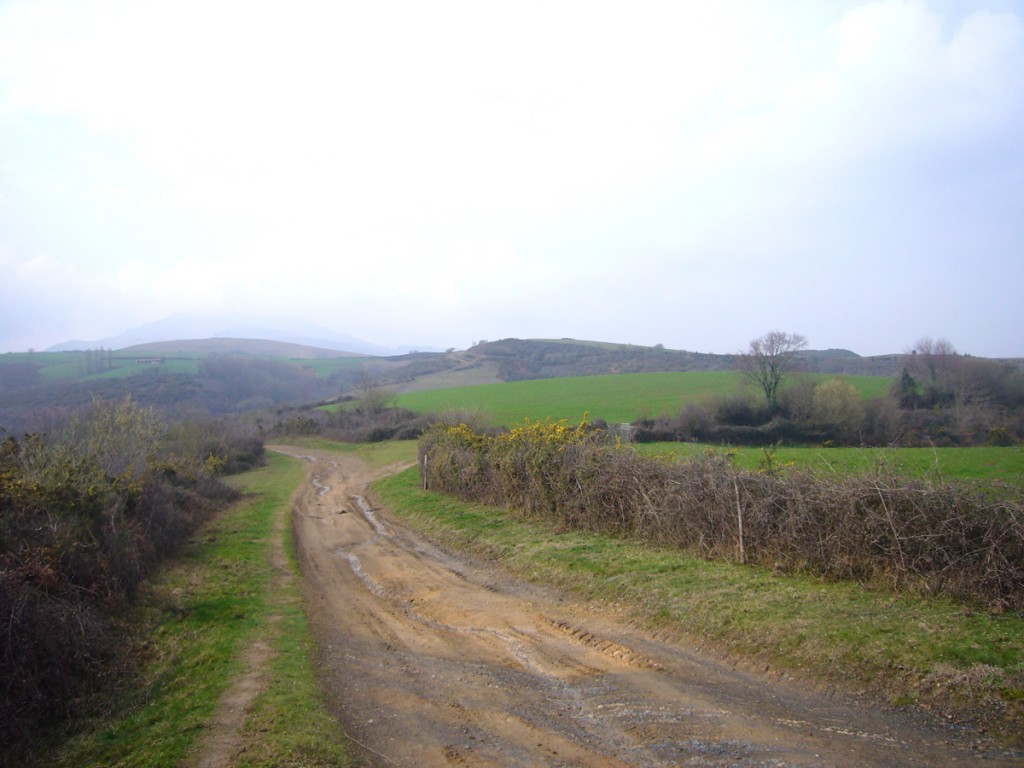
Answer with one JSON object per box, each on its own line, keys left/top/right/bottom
{"left": 373, "top": 464, "right": 1024, "bottom": 746}
{"left": 38, "top": 451, "right": 354, "bottom": 768}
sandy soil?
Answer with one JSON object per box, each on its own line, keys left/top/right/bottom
{"left": 281, "top": 448, "right": 1019, "bottom": 768}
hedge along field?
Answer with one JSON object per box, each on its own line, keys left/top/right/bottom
{"left": 395, "top": 371, "right": 892, "bottom": 427}
{"left": 638, "top": 443, "right": 1024, "bottom": 487}
{"left": 418, "top": 420, "right": 1024, "bottom": 611}
{"left": 375, "top": 463, "right": 1024, "bottom": 744}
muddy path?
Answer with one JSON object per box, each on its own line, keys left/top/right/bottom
{"left": 282, "top": 448, "right": 1018, "bottom": 767}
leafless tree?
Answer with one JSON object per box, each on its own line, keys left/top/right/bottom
{"left": 737, "top": 331, "right": 808, "bottom": 414}
{"left": 907, "top": 338, "right": 956, "bottom": 387}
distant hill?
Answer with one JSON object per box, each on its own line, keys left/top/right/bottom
{"left": 7, "top": 334, "right": 1020, "bottom": 435}
{"left": 45, "top": 312, "right": 435, "bottom": 356}
{"left": 453, "top": 338, "right": 910, "bottom": 382}
{"left": 119, "top": 338, "right": 364, "bottom": 360}
{"left": 352, "top": 339, "right": 917, "bottom": 397}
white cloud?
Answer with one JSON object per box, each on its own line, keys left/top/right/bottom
{"left": 0, "top": 1, "right": 1022, "bottom": 355}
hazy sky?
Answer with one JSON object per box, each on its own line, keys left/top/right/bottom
{"left": 1, "top": 0, "right": 1022, "bottom": 356}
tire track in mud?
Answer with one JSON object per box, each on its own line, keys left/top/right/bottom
{"left": 280, "top": 448, "right": 1020, "bottom": 768}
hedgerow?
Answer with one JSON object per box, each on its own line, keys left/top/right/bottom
{"left": 419, "top": 419, "right": 1024, "bottom": 611}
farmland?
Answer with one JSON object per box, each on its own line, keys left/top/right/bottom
{"left": 638, "top": 442, "right": 1024, "bottom": 486}
{"left": 395, "top": 370, "right": 893, "bottom": 427}
{"left": 391, "top": 369, "right": 1022, "bottom": 487}
{"left": 0, "top": 344, "right": 357, "bottom": 386}
{"left": 0, "top": 337, "right": 925, "bottom": 439}
{"left": 0, "top": 342, "right": 370, "bottom": 431}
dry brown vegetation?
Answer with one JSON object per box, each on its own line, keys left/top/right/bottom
{"left": 420, "top": 420, "right": 1024, "bottom": 611}
{"left": 0, "top": 399, "right": 263, "bottom": 764}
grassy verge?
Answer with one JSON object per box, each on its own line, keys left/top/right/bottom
{"left": 37, "top": 452, "right": 353, "bottom": 767}
{"left": 230, "top": 454, "right": 354, "bottom": 768}
{"left": 373, "top": 465, "right": 1024, "bottom": 745}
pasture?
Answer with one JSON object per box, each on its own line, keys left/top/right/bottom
{"left": 394, "top": 371, "right": 1024, "bottom": 487}
{"left": 1, "top": 350, "right": 203, "bottom": 382}
{"left": 394, "top": 371, "right": 892, "bottom": 427}
{"left": 0, "top": 349, "right": 363, "bottom": 384}
{"left": 638, "top": 442, "right": 1024, "bottom": 486}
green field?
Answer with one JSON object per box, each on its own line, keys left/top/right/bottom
{"left": 0, "top": 351, "right": 202, "bottom": 382}
{"left": 638, "top": 443, "right": 1024, "bottom": 486}
{"left": 295, "top": 356, "right": 369, "bottom": 378}
{"left": 0, "top": 349, "right": 361, "bottom": 385}
{"left": 91, "top": 358, "right": 201, "bottom": 378}
{"left": 395, "top": 371, "right": 892, "bottom": 427}
{"left": 395, "top": 367, "right": 1020, "bottom": 487}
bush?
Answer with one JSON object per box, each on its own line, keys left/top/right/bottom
{"left": 714, "top": 394, "right": 768, "bottom": 426}
{"left": 297, "top": 405, "right": 433, "bottom": 444}
{"left": 0, "top": 404, "right": 246, "bottom": 761}
{"left": 987, "top": 427, "right": 1015, "bottom": 447}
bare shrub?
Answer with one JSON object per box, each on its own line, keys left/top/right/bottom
{"left": 421, "top": 422, "right": 1024, "bottom": 610}
{"left": 714, "top": 393, "right": 768, "bottom": 426}
{"left": 0, "top": 405, "right": 246, "bottom": 761}
{"left": 677, "top": 401, "right": 715, "bottom": 440}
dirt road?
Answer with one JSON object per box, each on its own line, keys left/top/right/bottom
{"left": 283, "top": 449, "right": 1017, "bottom": 767}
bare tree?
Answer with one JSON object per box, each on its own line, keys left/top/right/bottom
{"left": 907, "top": 338, "right": 956, "bottom": 390}
{"left": 737, "top": 331, "right": 808, "bottom": 414}
{"left": 357, "top": 369, "right": 378, "bottom": 396}
{"left": 906, "top": 338, "right": 1008, "bottom": 413}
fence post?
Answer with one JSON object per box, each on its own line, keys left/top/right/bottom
{"left": 733, "top": 477, "right": 746, "bottom": 564}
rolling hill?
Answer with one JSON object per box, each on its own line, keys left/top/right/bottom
{"left": 118, "top": 338, "right": 364, "bottom": 360}
{"left": 11, "top": 334, "right": 1018, "bottom": 435}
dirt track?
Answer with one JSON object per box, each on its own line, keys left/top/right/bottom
{"left": 283, "top": 448, "right": 1018, "bottom": 767}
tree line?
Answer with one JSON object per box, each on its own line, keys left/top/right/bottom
{"left": 634, "top": 332, "right": 1024, "bottom": 446}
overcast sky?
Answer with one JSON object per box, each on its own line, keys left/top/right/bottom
{"left": 1, "top": 0, "right": 1022, "bottom": 357}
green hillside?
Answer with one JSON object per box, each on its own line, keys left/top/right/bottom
{"left": 119, "top": 337, "right": 361, "bottom": 359}
{"left": 1, "top": 341, "right": 363, "bottom": 389}
{"left": 395, "top": 371, "right": 892, "bottom": 427}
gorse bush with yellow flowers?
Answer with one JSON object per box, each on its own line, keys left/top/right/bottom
{"left": 419, "top": 418, "right": 1024, "bottom": 612}
{"left": 420, "top": 417, "right": 594, "bottom": 519}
